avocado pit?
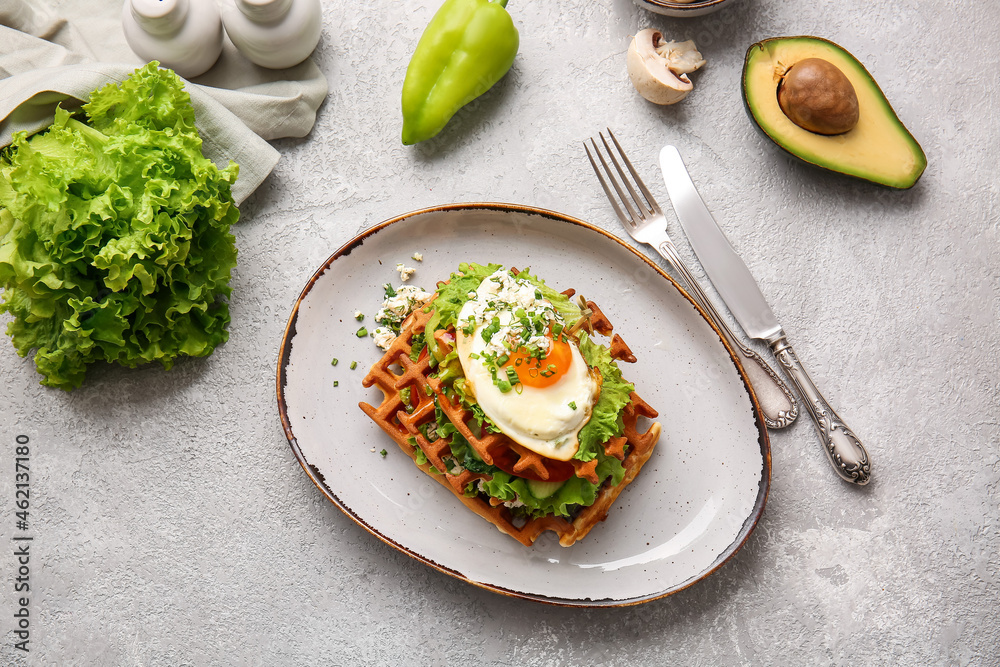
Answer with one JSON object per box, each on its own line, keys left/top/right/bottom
{"left": 777, "top": 58, "right": 860, "bottom": 135}
{"left": 741, "top": 36, "right": 926, "bottom": 188}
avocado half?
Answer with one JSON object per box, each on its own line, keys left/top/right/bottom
{"left": 742, "top": 36, "right": 926, "bottom": 189}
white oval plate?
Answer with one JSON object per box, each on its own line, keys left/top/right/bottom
{"left": 277, "top": 203, "right": 769, "bottom": 606}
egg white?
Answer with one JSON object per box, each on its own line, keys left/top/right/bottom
{"left": 454, "top": 286, "right": 599, "bottom": 462}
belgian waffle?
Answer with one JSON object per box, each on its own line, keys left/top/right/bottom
{"left": 359, "top": 295, "right": 661, "bottom": 547}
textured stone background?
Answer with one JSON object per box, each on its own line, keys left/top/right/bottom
{"left": 1, "top": 0, "right": 998, "bottom": 664}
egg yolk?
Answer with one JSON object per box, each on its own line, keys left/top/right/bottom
{"left": 504, "top": 335, "right": 573, "bottom": 388}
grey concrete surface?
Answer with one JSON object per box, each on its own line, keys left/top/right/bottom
{"left": 1, "top": 0, "right": 998, "bottom": 664}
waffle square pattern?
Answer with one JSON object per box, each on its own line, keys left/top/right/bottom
{"left": 360, "top": 293, "right": 661, "bottom": 547}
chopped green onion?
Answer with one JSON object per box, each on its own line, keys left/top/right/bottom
{"left": 333, "top": 381, "right": 339, "bottom": 387}
{"left": 480, "top": 316, "right": 501, "bottom": 343}
{"left": 380, "top": 449, "right": 388, "bottom": 457}
{"left": 568, "top": 401, "right": 577, "bottom": 410}
{"left": 355, "top": 312, "right": 364, "bottom": 321}
{"left": 331, "top": 358, "right": 339, "bottom": 366}
{"left": 350, "top": 361, "right": 358, "bottom": 370}
{"left": 356, "top": 327, "right": 368, "bottom": 337}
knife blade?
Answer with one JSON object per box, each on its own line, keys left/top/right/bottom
{"left": 659, "top": 145, "right": 871, "bottom": 485}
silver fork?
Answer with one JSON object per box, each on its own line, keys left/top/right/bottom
{"left": 586, "top": 129, "right": 798, "bottom": 429}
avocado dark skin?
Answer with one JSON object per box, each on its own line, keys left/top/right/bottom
{"left": 741, "top": 36, "right": 927, "bottom": 189}
{"left": 777, "top": 58, "right": 860, "bottom": 135}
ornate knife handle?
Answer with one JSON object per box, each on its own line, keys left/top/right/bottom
{"left": 770, "top": 334, "right": 871, "bottom": 485}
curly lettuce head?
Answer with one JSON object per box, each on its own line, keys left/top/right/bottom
{"left": 0, "top": 62, "right": 239, "bottom": 389}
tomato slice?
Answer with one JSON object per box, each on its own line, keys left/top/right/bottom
{"left": 488, "top": 445, "right": 574, "bottom": 483}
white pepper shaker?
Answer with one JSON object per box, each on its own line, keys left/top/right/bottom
{"left": 220, "top": 0, "right": 322, "bottom": 69}
{"left": 121, "top": 0, "right": 224, "bottom": 79}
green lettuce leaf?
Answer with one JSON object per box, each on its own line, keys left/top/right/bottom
{"left": 476, "top": 451, "right": 625, "bottom": 519}
{"left": 514, "top": 267, "right": 583, "bottom": 328}
{"left": 0, "top": 62, "right": 239, "bottom": 389}
{"left": 574, "top": 332, "right": 635, "bottom": 462}
{"left": 424, "top": 262, "right": 501, "bottom": 363}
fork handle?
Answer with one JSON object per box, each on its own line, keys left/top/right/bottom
{"left": 656, "top": 240, "right": 799, "bottom": 430}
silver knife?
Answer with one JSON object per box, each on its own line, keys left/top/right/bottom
{"left": 659, "top": 145, "right": 871, "bottom": 485}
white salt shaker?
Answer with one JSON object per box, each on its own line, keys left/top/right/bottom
{"left": 220, "top": 0, "right": 322, "bottom": 69}
{"left": 121, "top": 0, "right": 224, "bottom": 79}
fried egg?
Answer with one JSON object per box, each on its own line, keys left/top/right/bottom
{"left": 454, "top": 270, "right": 600, "bottom": 461}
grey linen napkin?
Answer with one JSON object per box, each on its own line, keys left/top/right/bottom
{"left": 0, "top": 0, "right": 329, "bottom": 204}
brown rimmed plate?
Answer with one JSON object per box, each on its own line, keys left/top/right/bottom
{"left": 276, "top": 203, "right": 769, "bottom": 606}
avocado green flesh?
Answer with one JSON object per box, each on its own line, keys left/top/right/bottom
{"left": 742, "top": 36, "right": 926, "bottom": 189}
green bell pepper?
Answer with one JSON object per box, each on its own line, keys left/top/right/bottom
{"left": 401, "top": 0, "right": 519, "bottom": 145}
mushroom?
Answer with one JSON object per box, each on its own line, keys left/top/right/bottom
{"left": 627, "top": 29, "right": 706, "bottom": 105}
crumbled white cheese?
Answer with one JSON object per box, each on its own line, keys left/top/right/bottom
{"left": 372, "top": 327, "right": 395, "bottom": 351}
{"left": 376, "top": 285, "right": 432, "bottom": 332}
{"left": 395, "top": 263, "right": 416, "bottom": 282}
{"left": 464, "top": 269, "right": 558, "bottom": 358}
{"left": 444, "top": 458, "right": 464, "bottom": 475}
{"left": 411, "top": 252, "right": 423, "bottom": 262}
{"left": 353, "top": 310, "right": 363, "bottom": 319}
{"left": 424, "top": 421, "right": 439, "bottom": 441}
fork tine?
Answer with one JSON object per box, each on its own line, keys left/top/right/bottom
{"left": 604, "top": 128, "right": 664, "bottom": 216}
{"left": 584, "top": 141, "right": 629, "bottom": 226}
{"left": 585, "top": 139, "right": 636, "bottom": 229}
{"left": 588, "top": 136, "right": 643, "bottom": 225}
{"left": 598, "top": 132, "right": 650, "bottom": 222}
